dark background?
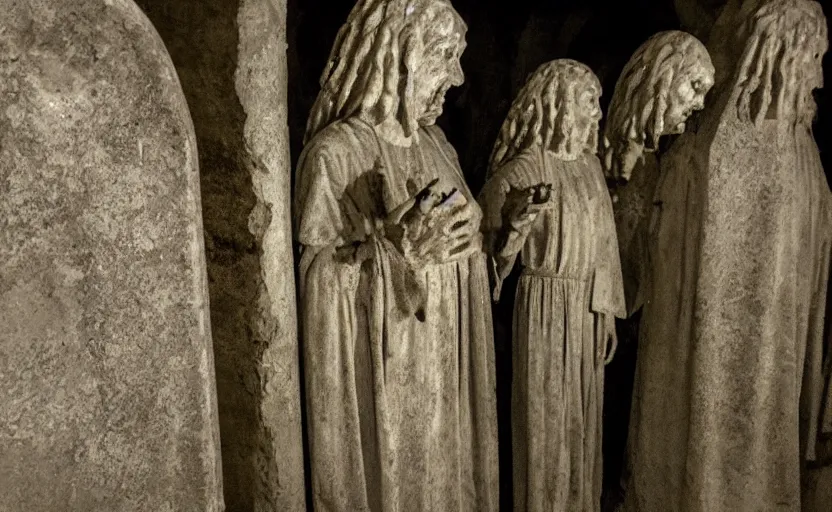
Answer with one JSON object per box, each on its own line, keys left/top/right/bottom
{"left": 287, "top": 0, "right": 832, "bottom": 510}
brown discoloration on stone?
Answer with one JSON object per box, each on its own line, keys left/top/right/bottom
{"left": 0, "top": 1, "right": 222, "bottom": 511}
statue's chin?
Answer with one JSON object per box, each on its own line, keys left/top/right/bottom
{"left": 667, "top": 121, "right": 686, "bottom": 135}
{"left": 418, "top": 108, "right": 443, "bottom": 127}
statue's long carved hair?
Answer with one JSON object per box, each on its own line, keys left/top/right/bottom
{"left": 732, "top": 0, "right": 827, "bottom": 126}
{"left": 488, "top": 59, "right": 601, "bottom": 177}
{"left": 304, "top": 0, "right": 466, "bottom": 143}
{"left": 603, "top": 31, "right": 713, "bottom": 166}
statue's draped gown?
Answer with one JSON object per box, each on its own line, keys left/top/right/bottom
{"left": 295, "top": 118, "right": 499, "bottom": 512}
{"left": 612, "top": 153, "right": 661, "bottom": 316}
{"left": 623, "top": 100, "right": 832, "bottom": 510}
{"left": 479, "top": 147, "right": 626, "bottom": 512}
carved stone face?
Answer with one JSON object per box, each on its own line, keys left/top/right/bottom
{"left": 576, "top": 84, "right": 602, "bottom": 151}
{"left": 663, "top": 62, "right": 715, "bottom": 134}
{"left": 413, "top": 30, "right": 466, "bottom": 127}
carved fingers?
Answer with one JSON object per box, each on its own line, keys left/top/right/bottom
{"left": 604, "top": 315, "right": 619, "bottom": 365}
{"left": 414, "top": 202, "right": 483, "bottom": 265}
{"left": 505, "top": 183, "right": 553, "bottom": 228}
{"left": 596, "top": 312, "right": 619, "bottom": 365}
{"left": 385, "top": 184, "right": 483, "bottom": 267}
{"left": 388, "top": 178, "right": 442, "bottom": 226}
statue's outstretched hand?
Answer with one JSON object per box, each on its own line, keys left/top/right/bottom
{"left": 497, "top": 183, "right": 553, "bottom": 256}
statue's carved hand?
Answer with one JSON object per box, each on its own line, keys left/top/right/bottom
{"left": 597, "top": 312, "right": 618, "bottom": 365}
{"left": 385, "top": 180, "right": 482, "bottom": 267}
{"left": 497, "top": 183, "right": 553, "bottom": 256}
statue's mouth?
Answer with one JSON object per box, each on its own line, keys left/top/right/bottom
{"left": 430, "top": 84, "right": 450, "bottom": 108}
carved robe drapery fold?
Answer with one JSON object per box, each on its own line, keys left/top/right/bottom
{"left": 295, "top": 119, "right": 499, "bottom": 512}
{"left": 480, "top": 147, "right": 625, "bottom": 512}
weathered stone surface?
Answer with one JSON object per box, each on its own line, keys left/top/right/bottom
{"left": 236, "top": 0, "right": 306, "bottom": 509}
{"left": 133, "top": 0, "right": 306, "bottom": 509}
{"left": 621, "top": 1, "right": 831, "bottom": 510}
{"left": 804, "top": 465, "right": 832, "bottom": 511}
{"left": 296, "top": 1, "right": 499, "bottom": 509}
{"left": 0, "top": 1, "right": 223, "bottom": 510}
{"left": 603, "top": 31, "right": 714, "bottom": 316}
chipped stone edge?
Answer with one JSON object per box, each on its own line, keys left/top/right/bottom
{"left": 235, "top": 0, "right": 307, "bottom": 510}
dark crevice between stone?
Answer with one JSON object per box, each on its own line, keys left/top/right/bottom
{"left": 133, "top": 2, "right": 265, "bottom": 511}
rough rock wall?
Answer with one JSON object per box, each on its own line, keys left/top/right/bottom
{"left": 0, "top": 0, "right": 222, "bottom": 510}
{"left": 135, "top": 0, "right": 305, "bottom": 510}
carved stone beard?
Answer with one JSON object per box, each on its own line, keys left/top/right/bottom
{"left": 418, "top": 81, "right": 452, "bottom": 127}
{"left": 557, "top": 96, "right": 600, "bottom": 161}
{"left": 799, "top": 86, "right": 820, "bottom": 126}
{"left": 663, "top": 65, "right": 714, "bottom": 136}
{"left": 798, "top": 53, "right": 825, "bottom": 126}
{"left": 376, "top": 26, "right": 464, "bottom": 146}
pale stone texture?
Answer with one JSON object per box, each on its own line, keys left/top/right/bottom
{"left": 602, "top": 32, "right": 714, "bottom": 318}
{"left": 133, "top": 0, "right": 306, "bottom": 509}
{"left": 236, "top": 0, "right": 307, "bottom": 510}
{"left": 0, "top": 1, "right": 222, "bottom": 511}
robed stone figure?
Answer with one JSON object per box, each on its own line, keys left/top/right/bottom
{"left": 619, "top": 1, "right": 832, "bottom": 510}
{"left": 294, "top": 0, "right": 499, "bottom": 510}
{"left": 479, "top": 60, "right": 625, "bottom": 512}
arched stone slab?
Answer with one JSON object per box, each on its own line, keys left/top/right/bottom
{"left": 0, "top": 1, "right": 223, "bottom": 510}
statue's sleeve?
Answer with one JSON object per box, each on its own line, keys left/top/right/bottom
{"left": 478, "top": 159, "right": 532, "bottom": 302}
{"left": 591, "top": 168, "right": 627, "bottom": 319}
{"left": 613, "top": 155, "right": 660, "bottom": 317}
{"left": 294, "top": 137, "right": 373, "bottom": 510}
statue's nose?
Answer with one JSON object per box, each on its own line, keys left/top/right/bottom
{"left": 450, "top": 61, "right": 464, "bottom": 86}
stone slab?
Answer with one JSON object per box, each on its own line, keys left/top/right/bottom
{"left": 0, "top": 1, "right": 223, "bottom": 510}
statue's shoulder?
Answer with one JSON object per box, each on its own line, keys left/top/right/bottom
{"left": 421, "top": 125, "right": 459, "bottom": 156}
{"left": 492, "top": 148, "right": 542, "bottom": 183}
{"left": 422, "top": 124, "right": 450, "bottom": 143}
{"left": 301, "top": 119, "right": 379, "bottom": 164}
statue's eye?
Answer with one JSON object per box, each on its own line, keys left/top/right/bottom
{"left": 691, "top": 80, "right": 703, "bottom": 93}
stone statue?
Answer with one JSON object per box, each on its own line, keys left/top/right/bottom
{"left": 622, "top": 1, "right": 831, "bottom": 510}
{"left": 603, "top": 30, "right": 715, "bottom": 315}
{"left": 478, "top": 59, "right": 626, "bottom": 512}
{"left": 294, "top": 0, "right": 498, "bottom": 510}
